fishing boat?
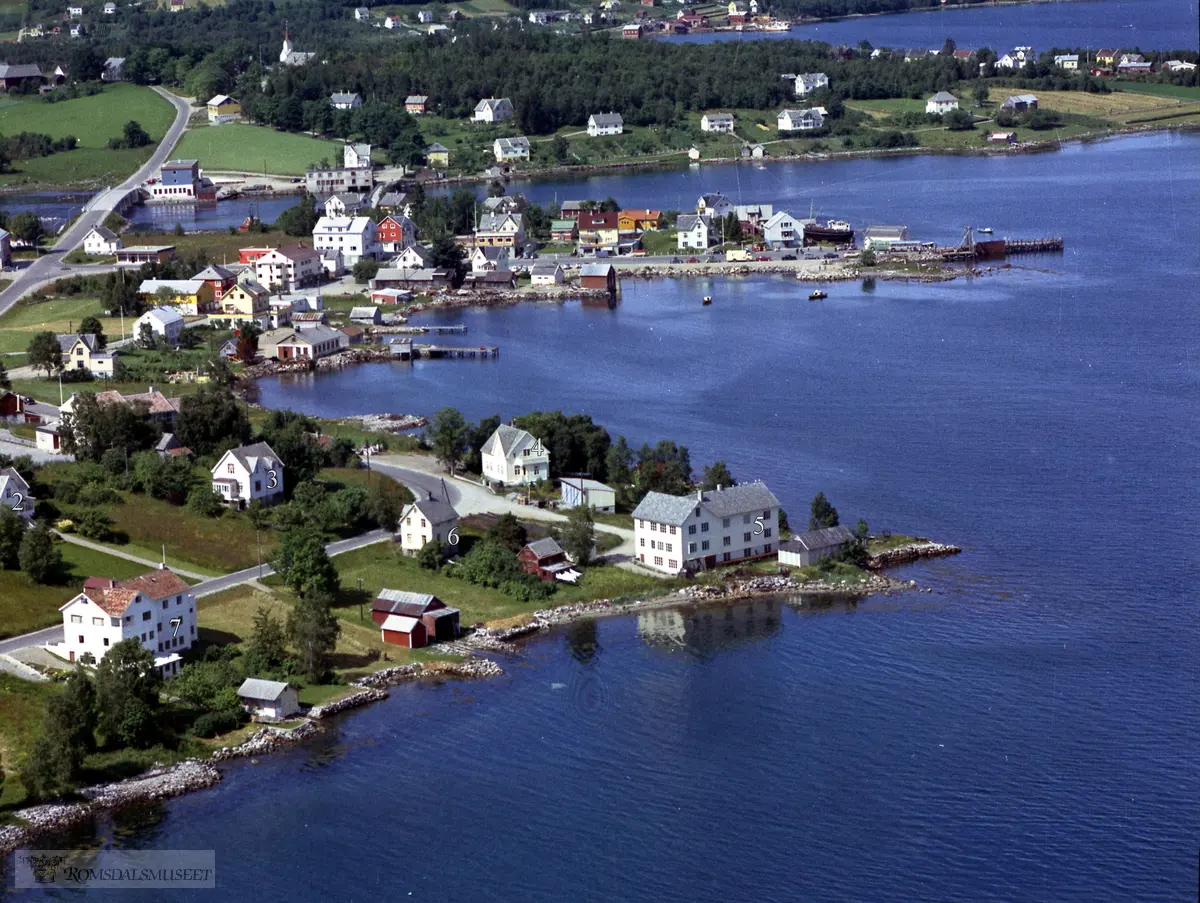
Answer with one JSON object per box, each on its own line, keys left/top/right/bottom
{"left": 702, "top": 296, "right": 713, "bottom": 305}
{"left": 978, "top": 227, "right": 994, "bottom": 234}
{"left": 808, "top": 290, "right": 827, "bottom": 301}
{"left": 803, "top": 219, "right": 854, "bottom": 245}
{"left": 764, "top": 19, "right": 792, "bottom": 30}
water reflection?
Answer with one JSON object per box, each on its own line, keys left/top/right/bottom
{"left": 565, "top": 619, "right": 601, "bottom": 665}
{"left": 637, "top": 599, "right": 781, "bottom": 653}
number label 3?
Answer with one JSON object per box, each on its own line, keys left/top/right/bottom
{"left": 266, "top": 470, "right": 278, "bottom": 489}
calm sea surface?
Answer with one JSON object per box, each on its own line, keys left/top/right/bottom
{"left": 663, "top": 0, "right": 1198, "bottom": 49}
{"left": 5, "top": 136, "right": 1200, "bottom": 899}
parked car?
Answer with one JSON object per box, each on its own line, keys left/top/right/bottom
{"left": 756, "top": 256, "right": 771, "bottom": 262}
{"left": 670, "top": 257, "right": 682, "bottom": 263}
{"left": 781, "top": 254, "right": 797, "bottom": 260}
{"left": 686, "top": 257, "right": 699, "bottom": 263}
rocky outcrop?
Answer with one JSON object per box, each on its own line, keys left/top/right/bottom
{"left": 210, "top": 721, "right": 323, "bottom": 761}
{"left": 337, "top": 413, "right": 427, "bottom": 433}
{"left": 308, "top": 688, "right": 389, "bottom": 718}
{"left": 0, "top": 761, "right": 221, "bottom": 856}
{"left": 866, "top": 541, "right": 962, "bottom": 570}
{"left": 353, "top": 664, "right": 423, "bottom": 689}
{"left": 422, "top": 659, "right": 504, "bottom": 679}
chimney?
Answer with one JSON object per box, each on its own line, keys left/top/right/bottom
{"left": 696, "top": 489, "right": 703, "bottom": 501}
{"left": 147, "top": 385, "right": 156, "bottom": 395}
{"left": 717, "top": 484, "right": 723, "bottom": 492}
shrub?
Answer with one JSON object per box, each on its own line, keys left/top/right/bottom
{"left": 77, "top": 508, "right": 116, "bottom": 542}
{"left": 191, "top": 709, "right": 243, "bottom": 738}
{"left": 187, "top": 486, "right": 226, "bottom": 518}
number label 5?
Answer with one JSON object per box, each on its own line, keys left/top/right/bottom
{"left": 753, "top": 516, "right": 764, "bottom": 536}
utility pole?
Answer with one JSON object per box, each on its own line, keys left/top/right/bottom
{"left": 357, "top": 577, "right": 364, "bottom": 619}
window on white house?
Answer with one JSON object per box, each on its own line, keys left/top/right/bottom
{"left": 723, "top": 537, "right": 731, "bottom": 547}
{"left": 744, "top": 532, "right": 752, "bottom": 542}
{"left": 701, "top": 522, "right": 709, "bottom": 532}
{"left": 701, "top": 540, "right": 710, "bottom": 551}
{"left": 723, "top": 518, "right": 730, "bottom": 528}
{"left": 70, "top": 614, "right": 82, "bottom": 623}
{"left": 688, "top": 525, "right": 696, "bottom": 535}
{"left": 142, "top": 611, "right": 151, "bottom": 621}
{"left": 688, "top": 542, "right": 696, "bottom": 553}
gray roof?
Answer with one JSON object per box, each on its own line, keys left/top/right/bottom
{"left": 193, "top": 265, "right": 236, "bottom": 281}
{"left": 473, "top": 245, "right": 509, "bottom": 260}
{"left": 699, "top": 193, "right": 731, "bottom": 206}
{"left": 349, "top": 306, "right": 379, "bottom": 319}
{"left": 703, "top": 112, "right": 735, "bottom": 122}
{"left": 530, "top": 263, "right": 563, "bottom": 276}
{"left": 929, "top": 91, "right": 958, "bottom": 102}
{"left": 331, "top": 92, "right": 361, "bottom": 104}
{"left": 561, "top": 200, "right": 586, "bottom": 211}
{"left": 780, "top": 525, "right": 855, "bottom": 552}
{"left": 478, "top": 212, "right": 522, "bottom": 232}
{"left": 483, "top": 423, "right": 534, "bottom": 456}
{"left": 374, "top": 267, "right": 446, "bottom": 282}
{"left": 579, "top": 262, "right": 615, "bottom": 277}
{"left": 88, "top": 224, "right": 118, "bottom": 241}
{"left": 676, "top": 214, "right": 707, "bottom": 232}
{"left": 525, "top": 537, "right": 565, "bottom": 558}
{"left": 561, "top": 477, "right": 612, "bottom": 492}
{"left": 376, "top": 589, "right": 437, "bottom": 607}
{"left": 427, "top": 142, "right": 449, "bottom": 152}
{"left": 238, "top": 677, "right": 292, "bottom": 701}
{"left": 865, "top": 225, "right": 908, "bottom": 238}
{"left": 405, "top": 495, "right": 458, "bottom": 523}
{"left": 224, "top": 441, "right": 281, "bottom": 471}
{"left": 405, "top": 95, "right": 428, "bottom": 104}
{"left": 590, "top": 112, "right": 623, "bottom": 127}
{"left": 57, "top": 333, "right": 98, "bottom": 353}
{"left": 633, "top": 482, "right": 780, "bottom": 526}
{"left": 0, "top": 63, "right": 43, "bottom": 79}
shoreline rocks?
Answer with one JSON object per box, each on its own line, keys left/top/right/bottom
{"left": 866, "top": 541, "right": 963, "bottom": 570}
{"left": 210, "top": 720, "right": 323, "bottom": 761}
{"left": 0, "top": 760, "right": 221, "bottom": 856}
{"left": 308, "top": 688, "right": 389, "bottom": 719}
{"left": 337, "top": 413, "right": 427, "bottom": 433}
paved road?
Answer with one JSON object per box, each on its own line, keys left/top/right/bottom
{"left": 0, "top": 88, "right": 194, "bottom": 318}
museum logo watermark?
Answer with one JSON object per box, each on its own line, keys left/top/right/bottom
{"left": 14, "top": 849, "right": 215, "bottom": 889}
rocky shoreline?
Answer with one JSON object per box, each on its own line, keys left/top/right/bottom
{"left": 866, "top": 540, "right": 963, "bottom": 569}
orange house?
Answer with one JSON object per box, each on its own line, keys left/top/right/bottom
{"left": 618, "top": 209, "right": 664, "bottom": 233}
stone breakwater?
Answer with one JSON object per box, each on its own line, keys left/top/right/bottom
{"left": 210, "top": 721, "right": 324, "bottom": 762}
{"left": 867, "top": 541, "right": 963, "bottom": 570}
{"left": 0, "top": 760, "right": 221, "bottom": 856}
{"left": 309, "top": 688, "right": 389, "bottom": 719}
{"left": 336, "top": 413, "right": 428, "bottom": 433}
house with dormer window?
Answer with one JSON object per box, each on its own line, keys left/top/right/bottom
{"left": 481, "top": 423, "right": 550, "bottom": 486}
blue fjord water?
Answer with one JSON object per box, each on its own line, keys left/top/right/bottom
{"left": 6, "top": 134, "right": 1200, "bottom": 900}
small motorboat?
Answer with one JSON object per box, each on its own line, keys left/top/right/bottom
{"left": 702, "top": 296, "right": 713, "bottom": 305}
{"left": 978, "top": 227, "right": 993, "bottom": 234}
{"left": 808, "top": 290, "right": 827, "bottom": 301}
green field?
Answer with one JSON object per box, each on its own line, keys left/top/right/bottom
{"left": 0, "top": 84, "right": 175, "bottom": 188}
{"left": 1114, "top": 82, "right": 1200, "bottom": 101}
{"left": 0, "top": 542, "right": 153, "bottom": 638}
{"left": 0, "top": 297, "right": 126, "bottom": 355}
{"left": 0, "top": 673, "right": 55, "bottom": 810}
{"left": 173, "top": 124, "right": 345, "bottom": 175}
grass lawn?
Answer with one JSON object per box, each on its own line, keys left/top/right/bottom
{"left": 174, "top": 124, "right": 344, "bottom": 176}
{"left": 639, "top": 229, "right": 678, "bottom": 255}
{"left": 0, "top": 673, "right": 56, "bottom": 812}
{"left": 867, "top": 533, "right": 920, "bottom": 553}
{"left": 84, "top": 492, "right": 273, "bottom": 575}
{"left": 1113, "top": 82, "right": 1200, "bottom": 101}
{"left": 0, "top": 297, "right": 125, "bottom": 355}
{"left": 0, "top": 541, "right": 153, "bottom": 639}
{"left": 591, "top": 511, "right": 634, "bottom": 530}
{"left": 198, "top": 585, "right": 453, "bottom": 684}
{"left": 0, "top": 85, "right": 175, "bottom": 188}
{"left": 9, "top": 376, "right": 206, "bottom": 405}
{"left": 846, "top": 98, "right": 928, "bottom": 117}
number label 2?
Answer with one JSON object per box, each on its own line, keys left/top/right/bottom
{"left": 10, "top": 492, "right": 23, "bottom": 512}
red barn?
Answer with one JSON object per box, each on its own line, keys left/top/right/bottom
{"left": 0, "top": 392, "right": 24, "bottom": 418}
{"left": 380, "top": 614, "right": 427, "bottom": 648}
{"left": 518, "top": 538, "right": 578, "bottom": 582}
{"left": 372, "top": 589, "right": 460, "bottom": 642}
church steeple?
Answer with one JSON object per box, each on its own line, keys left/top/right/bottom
{"left": 280, "top": 25, "right": 293, "bottom": 63}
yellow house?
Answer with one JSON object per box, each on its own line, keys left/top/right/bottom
{"left": 137, "top": 279, "right": 216, "bottom": 315}
{"left": 58, "top": 333, "right": 118, "bottom": 379}
{"left": 207, "top": 94, "right": 242, "bottom": 124}
{"left": 427, "top": 143, "right": 450, "bottom": 167}
{"left": 221, "top": 280, "right": 270, "bottom": 319}
{"left": 618, "top": 209, "right": 664, "bottom": 232}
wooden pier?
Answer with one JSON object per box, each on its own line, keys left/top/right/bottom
{"left": 939, "top": 228, "right": 1065, "bottom": 261}
{"left": 414, "top": 344, "right": 498, "bottom": 359}
{"left": 385, "top": 324, "right": 468, "bottom": 335}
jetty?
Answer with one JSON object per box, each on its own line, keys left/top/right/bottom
{"left": 382, "top": 324, "right": 468, "bottom": 335}
{"left": 939, "top": 228, "right": 1064, "bottom": 261}
{"left": 414, "top": 344, "right": 498, "bottom": 359}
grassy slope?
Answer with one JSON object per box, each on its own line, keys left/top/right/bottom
{"left": 9, "top": 376, "right": 206, "bottom": 405}
{"left": 0, "top": 297, "right": 127, "bottom": 355}
{"left": 0, "top": 542, "right": 153, "bottom": 638}
{"left": 0, "top": 84, "right": 174, "bottom": 188}
{"left": 173, "top": 124, "right": 345, "bottom": 176}
{"left": 0, "top": 674, "right": 55, "bottom": 810}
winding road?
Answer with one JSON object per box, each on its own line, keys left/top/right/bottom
{"left": 0, "top": 87, "right": 194, "bottom": 318}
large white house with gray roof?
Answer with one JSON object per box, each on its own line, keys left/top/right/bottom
{"left": 632, "top": 482, "right": 781, "bottom": 575}
{"left": 211, "top": 442, "right": 284, "bottom": 508}
{"left": 587, "top": 112, "right": 624, "bottom": 136}
{"left": 481, "top": 424, "right": 550, "bottom": 486}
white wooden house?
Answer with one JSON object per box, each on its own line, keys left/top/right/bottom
{"left": 211, "top": 442, "right": 284, "bottom": 508}
{"left": 632, "top": 482, "right": 781, "bottom": 575}
{"left": 676, "top": 214, "right": 712, "bottom": 250}
{"left": 0, "top": 467, "right": 34, "bottom": 523}
{"left": 481, "top": 423, "right": 550, "bottom": 486}
{"left": 397, "top": 493, "right": 460, "bottom": 555}
{"left": 58, "top": 569, "right": 197, "bottom": 676}
{"left": 134, "top": 307, "right": 185, "bottom": 346}
{"left": 82, "top": 225, "right": 123, "bottom": 256}
{"left": 925, "top": 91, "right": 959, "bottom": 115}
{"left": 473, "top": 97, "right": 514, "bottom": 123}
{"left": 237, "top": 678, "right": 301, "bottom": 720}
{"left": 777, "top": 525, "right": 855, "bottom": 567}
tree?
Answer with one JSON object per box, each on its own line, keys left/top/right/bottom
{"left": 19, "top": 522, "right": 62, "bottom": 585}
{"left": 246, "top": 603, "right": 288, "bottom": 673}
{"left": 275, "top": 193, "right": 319, "bottom": 236}
{"left": 860, "top": 248, "right": 877, "bottom": 266}
{"left": 257, "top": 409, "right": 325, "bottom": 490}
{"left": 176, "top": 384, "right": 251, "bottom": 455}
{"left": 972, "top": 80, "right": 989, "bottom": 106}
{"left": 417, "top": 538, "right": 446, "bottom": 570}
{"left": 809, "top": 491, "right": 839, "bottom": 530}
{"left": 27, "top": 331, "right": 62, "bottom": 378}
{"left": 138, "top": 320, "right": 155, "bottom": 349}
{"left": 19, "top": 671, "right": 96, "bottom": 799}
{"left": 561, "top": 504, "right": 596, "bottom": 567}
{"left": 428, "top": 406, "right": 468, "bottom": 474}
{"left": 272, "top": 526, "right": 339, "bottom": 599}
{"left": 235, "top": 321, "right": 260, "bottom": 364}
{"left": 8, "top": 212, "right": 44, "bottom": 250}
{"left": 366, "top": 482, "right": 404, "bottom": 532}
{"left": 78, "top": 315, "right": 107, "bottom": 350}
{"left": 487, "top": 512, "right": 527, "bottom": 552}
{"left": 944, "top": 109, "right": 975, "bottom": 131}
{"left": 0, "top": 507, "right": 24, "bottom": 569}
{"left": 430, "top": 236, "right": 465, "bottom": 282}
{"left": 352, "top": 258, "right": 380, "bottom": 284}
{"left": 95, "top": 639, "right": 161, "bottom": 748}
{"left": 455, "top": 539, "right": 524, "bottom": 588}
{"left": 288, "top": 590, "right": 340, "bottom": 683}
{"left": 0, "top": 359, "right": 9, "bottom": 391}
{"left": 186, "top": 485, "right": 225, "bottom": 517}
{"left": 122, "top": 120, "right": 151, "bottom": 148}
{"left": 605, "top": 435, "right": 635, "bottom": 508}
{"left": 68, "top": 42, "right": 105, "bottom": 81}
{"left": 551, "top": 134, "right": 570, "bottom": 164}
{"left": 59, "top": 394, "right": 159, "bottom": 462}
{"left": 131, "top": 450, "right": 195, "bottom": 501}
{"left": 77, "top": 508, "right": 116, "bottom": 541}
{"left": 699, "top": 461, "right": 736, "bottom": 490}
{"left": 634, "top": 440, "right": 691, "bottom": 500}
